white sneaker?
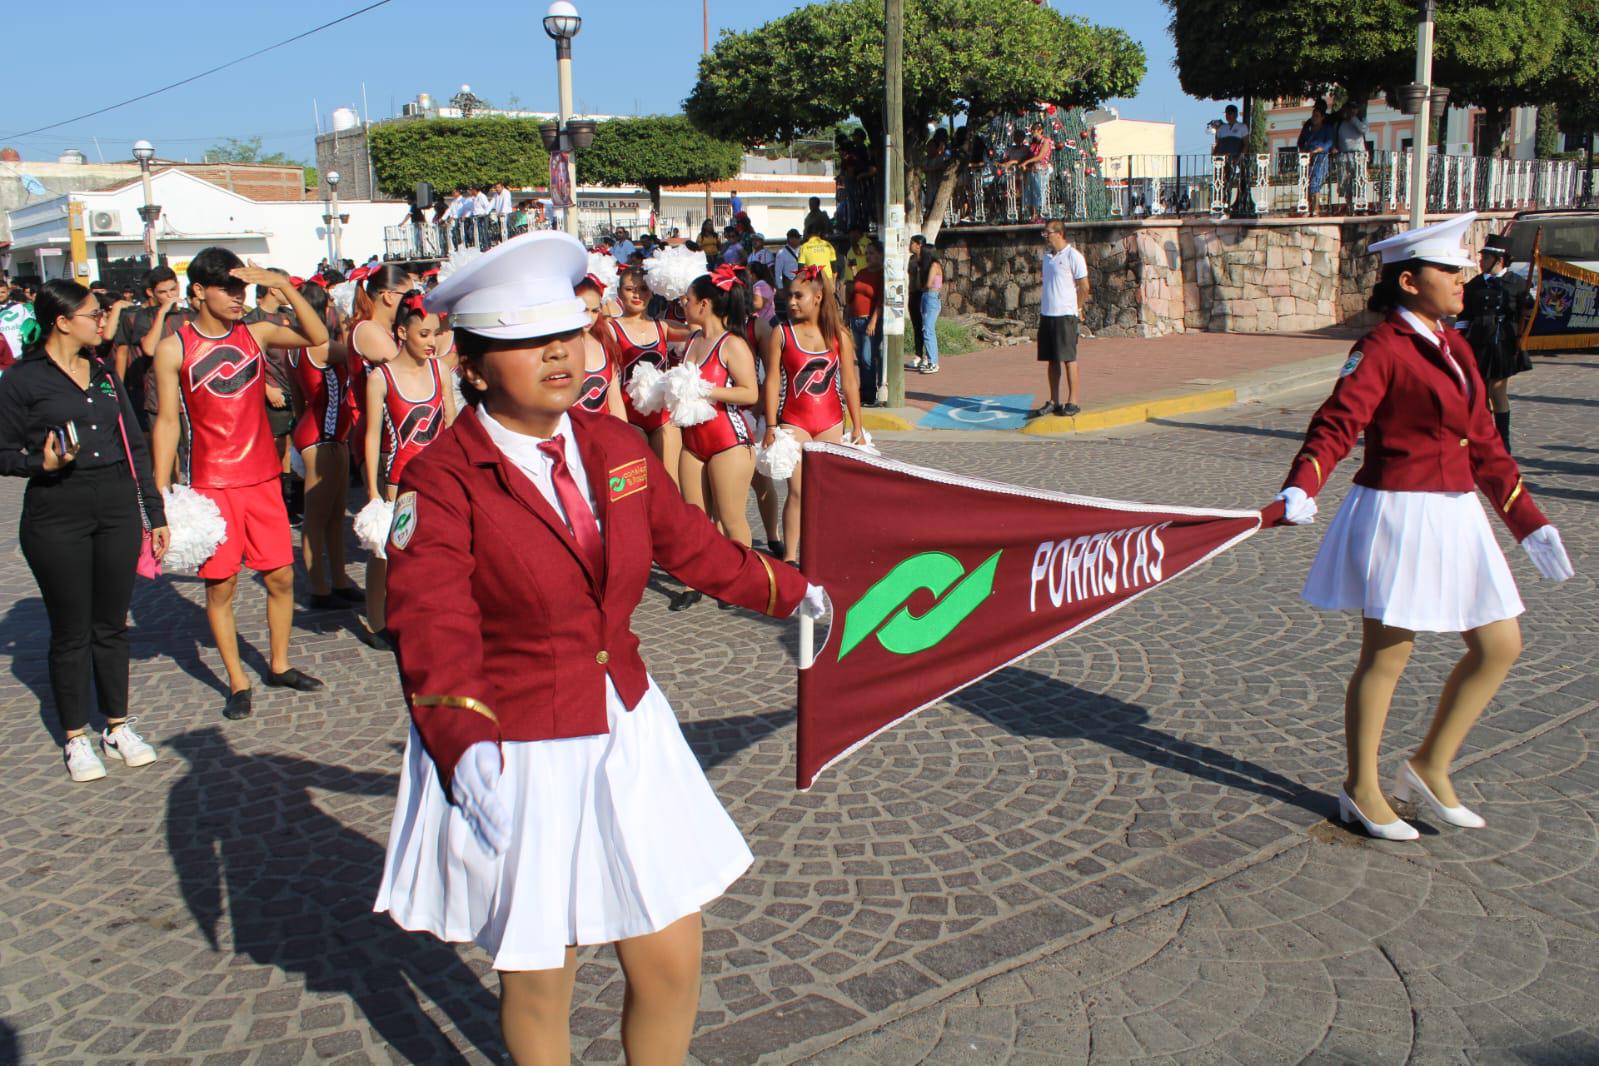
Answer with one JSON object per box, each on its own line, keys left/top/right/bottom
{"left": 102, "top": 719, "right": 158, "bottom": 768}
{"left": 65, "top": 735, "right": 107, "bottom": 782}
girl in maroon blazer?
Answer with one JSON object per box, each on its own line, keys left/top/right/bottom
{"left": 1272, "top": 213, "right": 1572, "bottom": 841}
{"left": 373, "top": 233, "right": 824, "bottom": 1062}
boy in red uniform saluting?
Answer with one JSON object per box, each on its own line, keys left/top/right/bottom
{"left": 150, "top": 247, "right": 331, "bottom": 720}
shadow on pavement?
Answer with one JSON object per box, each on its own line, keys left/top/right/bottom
{"left": 948, "top": 667, "right": 1326, "bottom": 820}
{"left": 164, "top": 727, "right": 499, "bottom": 1064}
{"left": 128, "top": 576, "right": 271, "bottom": 696}
{"left": 1146, "top": 417, "right": 1307, "bottom": 442}
{"left": 1514, "top": 394, "right": 1599, "bottom": 409}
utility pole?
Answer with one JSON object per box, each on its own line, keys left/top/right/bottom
{"left": 883, "top": 0, "right": 906, "bottom": 408}
{"left": 704, "top": 0, "right": 714, "bottom": 227}
{"left": 1408, "top": 0, "right": 1436, "bottom": 229}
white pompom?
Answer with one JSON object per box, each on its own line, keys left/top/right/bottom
{"left": 661, "top": 364, "right": 715, "bottom": 427}
{"left": 755, "top": 426, "right": 802, "bottom": 480}
{"left": 329, "top": 281, "right": 357, "bottom": 320}
{"left": 288, "top": 445, "right": 305, "bottom": 479}
{"left": 161, "top": 485, "right": 227, "bottom": 573}
{"left": 586, "top": 251, "right": 619, "bottom": 293}
{"left": 627, "top": 363, "right": 668, "bottom": 414}
{"left": 353, "top": 498, "right": 395, "bottom": 560}
{"left": 643, "top": 246, "right": 707, "bottom": 301}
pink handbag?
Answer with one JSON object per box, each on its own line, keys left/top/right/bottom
{"left": 115, "top": 405, "right": 162, "bottom": 579}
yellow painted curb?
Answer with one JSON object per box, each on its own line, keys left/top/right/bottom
{"left": 860, "top": 409, "right": 919, "bottom": 432}
{"left": 1144, "top": 389, "right": 1238, "bottom": 419}
{"left": 1019, "top": 387, "right": 1238, "bottom": 436}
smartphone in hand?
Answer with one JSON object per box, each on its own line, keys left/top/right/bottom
{"left": 51, "top": 420, "right": 79, "bottom": 456}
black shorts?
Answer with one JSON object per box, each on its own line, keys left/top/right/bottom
{"left": 266, "top": 403, "right": 296, "bottom": 440}
{"left": 1037, "top": 315, "right": 1079, "bottom": 362}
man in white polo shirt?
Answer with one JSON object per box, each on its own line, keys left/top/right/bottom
{"left": 1032, "top": 219, "right": 1090, "bottom": 417}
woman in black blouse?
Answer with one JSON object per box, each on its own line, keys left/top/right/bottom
{"left": 0, "top": 280, "right": 169, "bottom": 782}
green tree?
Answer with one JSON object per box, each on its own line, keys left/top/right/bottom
{"left": 1247, "top": 97, "right": 1270, "bottom": 155}
{"left": 367, "top": 118, "right": 549, "bottom": 197}
{"left": 578, "top": 115, "right": 744, "bottom": 213}
{"left": 1165, "top": 0, "right": 1577, "bottom": 154}
{"left": 684, "top": 0, "right": 1143, "bottom": 237}
{"left": 204, "top": 136, "right": 316, "bottom": 190}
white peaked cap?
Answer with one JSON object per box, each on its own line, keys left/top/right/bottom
{"left": 424, "top": 231, "right": 589, "bottom": 340}
{"left": 1368, "top": 211, "right": 1478, "bottom": 268}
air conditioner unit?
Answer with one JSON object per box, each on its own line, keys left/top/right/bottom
{"left": 88, "top": 209, "right": 121, "bottom": 234}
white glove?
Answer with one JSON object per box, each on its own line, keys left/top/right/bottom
{"left": 1275, "top": 486, "right": 1318, "bottom": 525}
{"left": 452, "top": 741, "right": 512, "bottom": 856}
{"left": 1522, "top": 525, "right": 1574, "bottom": 582}
{"left": 795, "top": 583, "right": 830, "bottom": 620}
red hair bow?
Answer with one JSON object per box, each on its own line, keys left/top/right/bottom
{"left": 710, "top": 264, "right": 745, "bottom": 291}
{"left": 795, "top": 264, "right": 825, "bottom": 283}
{"left": 584, "top": 272, "right": 608, "bottom": 295}
{"left": 307, "top": 274, "right": 327, "bottom": 287}
{"left": 402, "top": 292, "right": 427, "bottom": 314}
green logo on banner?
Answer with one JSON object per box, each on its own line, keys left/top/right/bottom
{"left": 837, "top": 550, "right": 1002, "bottom": 661}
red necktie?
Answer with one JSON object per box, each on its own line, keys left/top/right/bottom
{"left": 537, "top": 436, "right": 604, "bottom": 576}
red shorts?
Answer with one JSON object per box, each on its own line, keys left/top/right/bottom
{"left": 195, "top": 478, "right": 295, "bottom": 580}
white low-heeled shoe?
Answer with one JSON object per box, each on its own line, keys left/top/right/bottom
{"left": 1337, "top": 787, "right": 1420, "bottom": 840}
{"left": 1394, "top": 762, "right": 1486, "bottom": 829}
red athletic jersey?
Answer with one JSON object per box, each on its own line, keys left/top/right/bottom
{"left": 575, "top": 331, "right": 616, "bottom": 414}
{"left": 611, "top": 317, "right": 675, "bottom": 433}
{"left": 288, "top": 348, "right": 355, "bottom": 451}
{"left": 379, "top": 361, "right": 446, "bottom": 486}
{"left": 681, "top": 331, "right": 754, "bottom": 462}
{"left": 178, "top": 321, "right": 279, "bottom": 488}
{"left": 776, "top": 322, "right": 843, "bottom": 436}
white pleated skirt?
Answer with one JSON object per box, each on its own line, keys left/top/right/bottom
{"left": 1303, "top": 485, "right": 1524, "bottom": 633}
{"left": 374, "top": 676, "right": 753, "bottom": 972}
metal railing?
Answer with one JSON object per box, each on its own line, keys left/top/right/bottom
{"left": 944, "top": 150, "right": 1591, "bottom": 226}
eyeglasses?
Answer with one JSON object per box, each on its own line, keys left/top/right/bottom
{"left": 73, "top": 310, "right": 108, "bottom": 322}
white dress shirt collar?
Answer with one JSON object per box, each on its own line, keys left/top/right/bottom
{"left": 475, "top": 407, "right": 596, "bottom": 524}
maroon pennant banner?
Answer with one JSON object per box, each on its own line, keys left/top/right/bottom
{"left": 796, "top": 443, "right": 1277, "bottom": 789}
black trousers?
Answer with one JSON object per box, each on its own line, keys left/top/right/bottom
{"left": 19, "top": 465, "right": 142, "bottom": 733}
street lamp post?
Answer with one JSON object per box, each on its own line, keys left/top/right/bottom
{"left": 132, "top": 140, "right": 160, "bottom": 267}
{"left": 1404, "top": 0, "right": 1438, "bottom": 228}
{"left": 325, "top": 171, "right": 346, "bottom": 267}
{"left": 543, "top": 1, "right": 584, "bottom": 238}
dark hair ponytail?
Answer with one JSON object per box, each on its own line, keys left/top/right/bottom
{"left": 688, "top": 272, "right": 750, "bottom": 332}
{"left": 363, "top": 264, "right": 409, "bottom": 297}
{"left": 394, "top": 290, "right": 432, "bottom": 332}
{"left": 30, "top": 279, "right": 92, "bottom": 352}
{"left": 1367, "top": 258, "right": 1424, "bottom": 313}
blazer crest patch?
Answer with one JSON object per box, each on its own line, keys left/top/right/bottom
{"left": 1340, "top": 351, "right": 1364, "bottom": 377}
{"left": 390, "top": 491, "right": 418, "bottom": 551}
{"left": 608, "top": 459, "right": 648, "bottom": 502}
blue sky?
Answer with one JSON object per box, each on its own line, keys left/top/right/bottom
{"left": 2, "top": 0, "right": 1228, "bottom": 165}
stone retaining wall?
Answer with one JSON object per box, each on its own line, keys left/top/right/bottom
{"left": 936, "top": 215, "right": 1505, "bottom": 338}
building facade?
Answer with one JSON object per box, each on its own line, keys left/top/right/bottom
{"left": 7, "top": 168, "right": 402, "bottom": 286}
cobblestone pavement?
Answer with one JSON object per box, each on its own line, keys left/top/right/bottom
{"left": 2, "top": 358, "right": 1596, "bottom": 1064}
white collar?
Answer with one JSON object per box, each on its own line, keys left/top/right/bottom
{"left": 476, "top": 405, "right": 574, "bottom": 461}
{"left": 1396, "top": 307, "right": 1443, "bottom": 349}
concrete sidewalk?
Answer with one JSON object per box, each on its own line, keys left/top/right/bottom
{"left": 861, "top": 328, "right": 1359, "bottom": 436}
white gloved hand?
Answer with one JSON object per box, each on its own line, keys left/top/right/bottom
{"left": 795, "top": 583, "right": 830, "bottom": 621}
{"left": 451, "top": 741, "right": 512, "bottom": 856}
{"left": 1275, "top": 486, "right": 1318, "bottom": 525}
{"left": 1522, "top": 525, "right": 1574, "bottom": 582}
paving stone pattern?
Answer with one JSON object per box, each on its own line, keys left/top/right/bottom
{"left": 2, "top": 360, "right": 1597, "bottom": 1064}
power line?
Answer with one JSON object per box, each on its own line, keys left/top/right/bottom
{"left": 0, "top": 0, "right": 397, "bottom": 141}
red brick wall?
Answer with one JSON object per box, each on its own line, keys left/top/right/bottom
{"left": 170, "top": 164, "right": 307, "bottom": 201}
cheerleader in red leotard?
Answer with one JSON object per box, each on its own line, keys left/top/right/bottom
{"left": 610, "top": 266, "right": 687, "bottom": 484}
{"left": 664, "top": 270, "right": 759, "bottom": 613}
{"left": 363, "top": 294, "right": 456, "bottom": 643}
{"left": 761, "top": 264, "right": 864, "bottom": 562}
{"left": 575, "top": 276, "right": 625, "bottom": 419}
{"left": 285, "top": 282, "right": 360, "bottom": 607}
{"left": 743, "top": 312, "right": 783, "bottom": 555}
